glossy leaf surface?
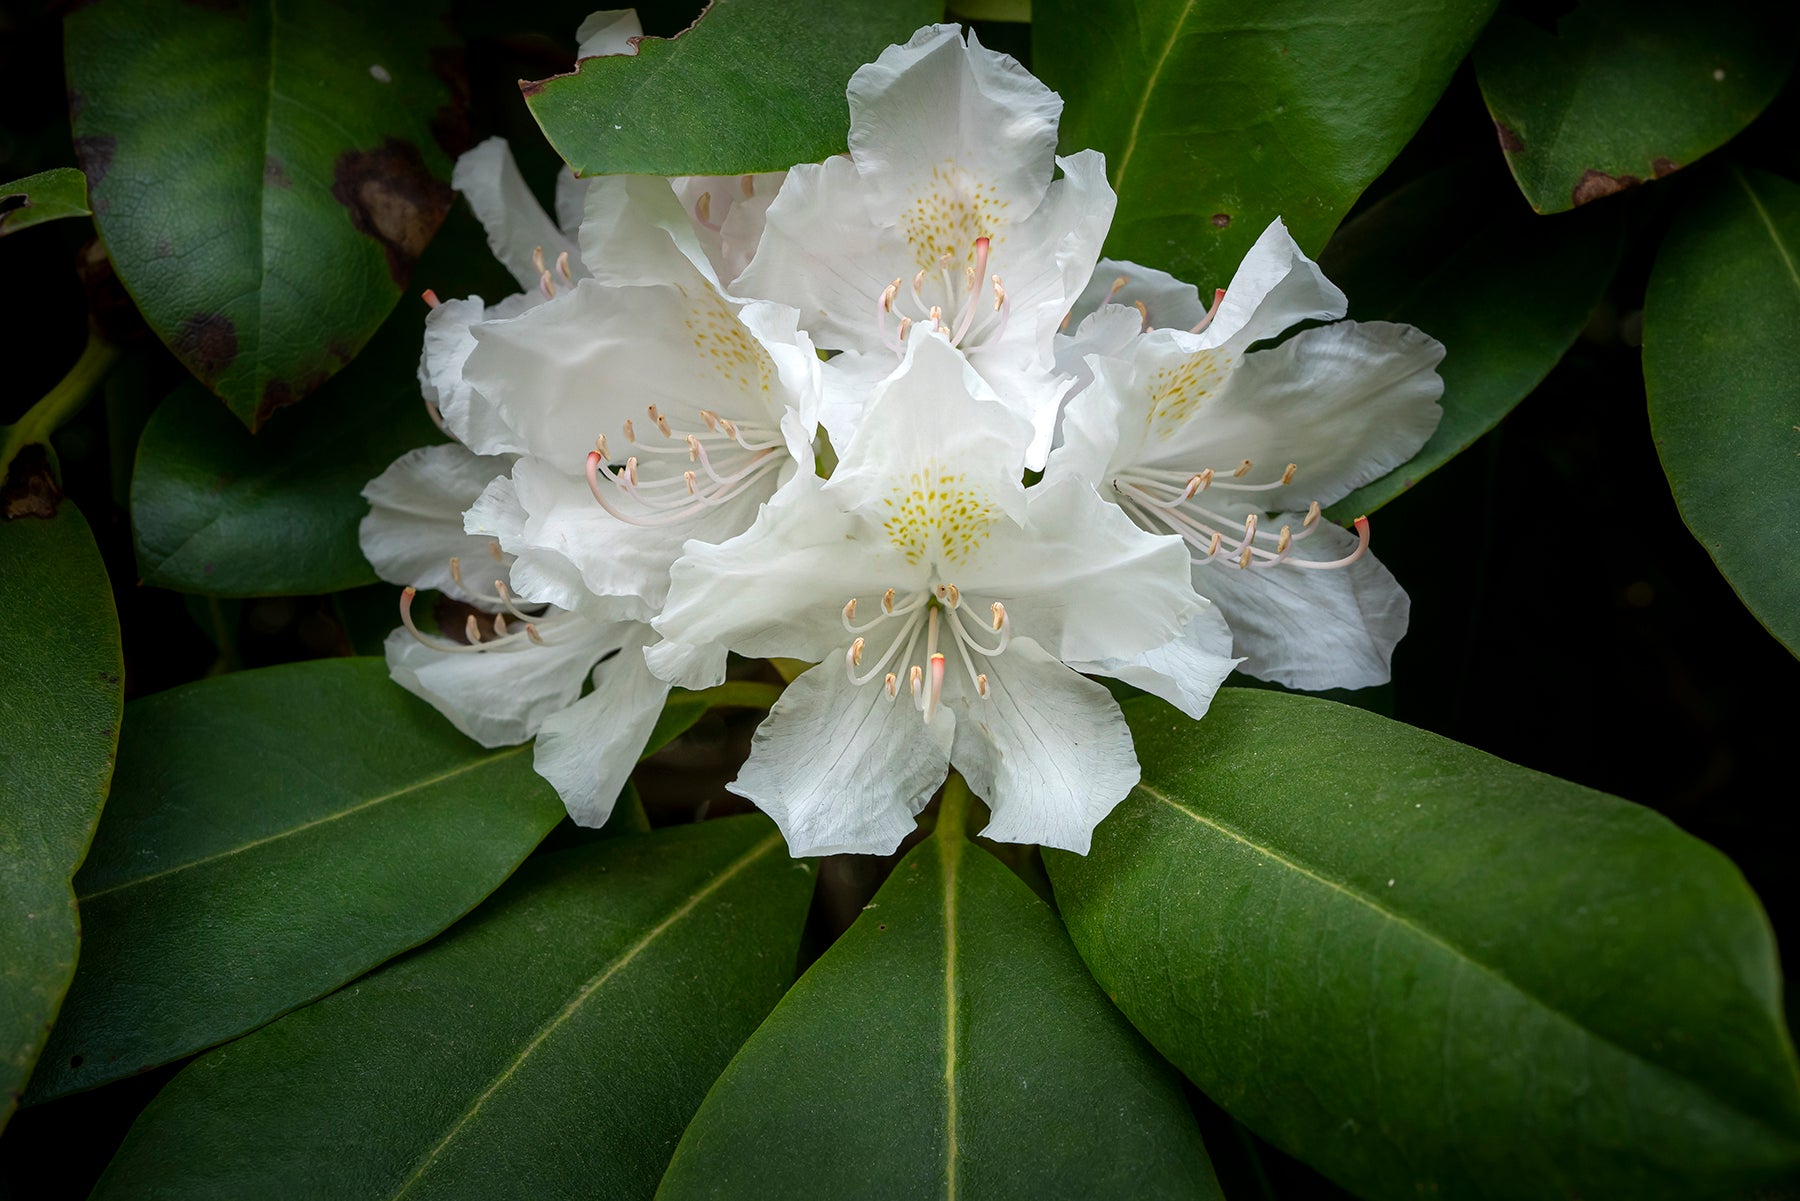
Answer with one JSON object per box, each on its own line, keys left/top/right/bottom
{"left": 91, "top": 817, "right": 812, "bottom": 1200}
{"left": 1645, "top": 166, "right": 1800, "bottom": 658}
{"left": 1475, "top": 1, "right": 1795, "bottom": 213}
{"left": 1048, "top": 689, "right": 1800, "bottom": 1201}
{"left": 0, "top": 505, "right": 122, "bottom": 1127}
{"left": 0, "top": 168, "right": 90, "bottom": 237}
{"left": 65, "top": 0, "right": 461, "bottom": 428}
{"left": 659, "top": 788, "right": 1221, "bottom": 1200}
{"left": 525, "top": 0, "right": 942, "bottom": 177}
{"left": 1033, "top": 0, "right": 1497, "bottom": 288}
{"left": 27, "top": 658, "right": 564, "bottom": 1103}
{"left": 1320, "top": 164, "right": 1623, "bottom": 519}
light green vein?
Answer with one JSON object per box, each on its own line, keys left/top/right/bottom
{"left": 940, "top": 812, "right": 963, "bottom": 1201}
{"left": 387, "top": 831, "right": 785, "bottom": 1199}
{"left": 77, "top": 745, "right": 531, "bottom": 902}
{"left": 1734, "top": 166, "right": 1800, "bottom": 297}
{"left": 1109, "top": 0, "right": 1198, "bottom": 204}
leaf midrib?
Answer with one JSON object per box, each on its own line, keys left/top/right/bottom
{"left": 76, "top": 745, "right": 530, "bottom": 902}
{"left": 1107, "top": 0, "right": 1198, "bottom": 208}
{"left": 1733, "top": 166, "right": 1800, "bottom": 298}
{"left": 1133, "top": 778, "right": 1793, "bottom": 1137}
{"left": 940, "top": 833, "right": 962, "bottom": 1201}
{"left": 386, "top": 831, "right": 785, "bottom": 1198}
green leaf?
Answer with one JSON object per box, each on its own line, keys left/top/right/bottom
{"left": 1474, "top": 1, "right": 1796, "bottom": 214}
{"left": 65, "top": 0, "right": 462, "bottom": 430}
{"left": 1645, "top": 166, "right": 1800, "bottom": 658}
{"left": 90, "top": 817, "right": 813, "bottom": 1200}
{"left": 1047, "top": 690, "right": 1800, "bottom": 1201}
{"left": 1320, "top": 164, "right": 1623, "bottom": 520}
{"left": 1033, "top": 0, "right": 1497, "bottom": 288}
{"left": 24, "top": 658, "right": 565, "bottom": 1104}
{"left": 658, "top": 781, "right": 1222, "bottom": 1200}
{"left": 524, "top": 0, "right": 943, "bottom": 177}
{"left": 0, "top": 504, "right": 122, "bottom": 1129}
{"left": 0, "top": 168, "right": 90, "bottom": 237}
{"left": 639, "top": 680, "right": 784, "bottom": 761}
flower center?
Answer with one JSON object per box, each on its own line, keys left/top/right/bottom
{"left": 396, "top": 571, "right": 577, "bottom": 655}
{"left": 873, "top": 235, "right": 1011, "bottom": 357}
{"left": 583, "top": 405, "right": 784, "bottom": 528}
{"left": 879, "top": 462, "right": 1000, "bottom": 566}
{"left": 1111, "top": 460, "right": 1372, "bottom": 571}
{"left": 840, "top": 584, "right": 1013, "bottom": 723}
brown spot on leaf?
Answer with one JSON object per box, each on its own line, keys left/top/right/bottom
{"left": 1210, "top": 213, "right": 1231, "bottom": 228}
{"left": 73, "top": 135, "right": 115, "bottom": 211}
{"left": 256, "top": 379, "right": 302, "bottom": 427}
{"left": 153, "top": 239, "right": 173, "bottom": 258}
{"left": 174, "top": 312, "right": 239, "bottom": 384}
{"left": 1571, "top": 169, "right": 1642, "bottom": 207}
{"left": 3, "top": 445, "right": 62, "bottom": 520}
{"left": 331, "top": 140, "right": 452, "bottom": 284}
{"left": 1652, "top": 156, "right": 1679, "bottom": 179}
{"left": 1494, "top": 121, "right": 1524, "bottom": 153}
{"left": 518, "top": 77, "right": 546, "bottom": 99}
{"left": 263, "top": 157, "right": 291, "bottom": 188}
{"left": 66, "top": 90, "right": 84, "bottom": 121}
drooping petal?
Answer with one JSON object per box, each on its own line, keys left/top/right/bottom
{"left": 730, "top": 662, "right": 954, "bottom": 857}
{"left": 383, "top": 612, "right": 619, "bottom": 748}
{"left": 1190, "top": 515, "right": 1412, "bottom": 691}
{"left": 1068, "top": 602, "right": 1240, "bottom": 721}
{"left": 360, "top": 444, "right": 515, "bottom": 608}
{"left": 826, "top": 329, "right": 1032, "bottom": 528}
{"left": 963, "top": 476, "right": 1200, "bottom": 665}
{"left": 574, "top": 8, "right": 642, "bottom": 57}
{"left": 1051, "top": 302, "right": 1143, "bottom": 399}
{"left": 1040, "top": 349, "right": 1138, "bottom": 490}
{"left": 579, "top": 173, "right": 724, "bottom": 291}
{"left": 451, "top": 138, "right": 582, "bottom": 294}
{"left": 419, "top": 293, "right": 532, "bottom": 457}
{"left": 554, "top": 168, "right": 588, "bottom": 239}
{"left": 1197, "top": 217, "right": 1346, "bottom": 351}
{"left": 733, "top": 154, "right": 907, "bottom": 353}
{"left": 532, "top": 625, "right": 674, "bottom": 827}
{"left": 847, "top": 24, "right": 1061, "bottom": 225}
{"left": 673, "top": 171, "right": 787, "bottom": 291}
{"left": 463, "top": 470, "right": 595, "bottom": 615}
{"left": 950, "top": 638, "right": 1137, "bottom": 854}
{"left": 1143, "top": 320, "right": 1446, "bottom": 510}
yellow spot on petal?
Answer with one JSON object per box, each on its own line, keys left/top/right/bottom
{"left": 1147, "top": 348, "right": 1236, "bottom": 437}
{"left": 681, "top": 287, "right": 774, "bottom": 397}
{"left": 900, "top": 162, "right": 1010, "bottom": 273}
{"left": 881, "top": 462, "right": 998, "bottom": 567}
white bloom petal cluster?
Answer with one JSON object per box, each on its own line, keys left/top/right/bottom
{"left": 361, "top": 19, "right": 1446, "bottom": 856}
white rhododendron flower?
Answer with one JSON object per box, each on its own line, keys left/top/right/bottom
{"left": 651, "top": 332, "right": 1235, "bottom": 856}
{"left": 1048, "top": 220, "right": 1446, "bottom": 690}
{"left": 734, "top": 23, "right": 1114, "bottom": 465}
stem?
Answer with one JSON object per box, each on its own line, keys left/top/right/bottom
{"left": 0, "top": 325, "right": 120, "bottom": 480}
{"left": 937, "top": 772, "right": 971, "bottom": 843}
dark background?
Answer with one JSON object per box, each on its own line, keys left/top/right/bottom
{"left": 3, "top": 0, "right": 1796, "bottom": 1196}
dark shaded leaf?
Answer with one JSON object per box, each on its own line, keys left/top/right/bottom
{"left": 26, "top": 658, "right": 564, "bottom": 1103}
{"left": 0, "top": 168, "right": 90, "bottom": 237}
{"left": 1048, "top": 690, "right": 1800, "bottom": 1200}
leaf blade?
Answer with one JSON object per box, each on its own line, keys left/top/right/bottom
{"left": 0, "top": 168, "right": 90, "bottom": 237}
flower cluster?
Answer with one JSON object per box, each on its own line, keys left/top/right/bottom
{"left": 361, "top": 19, "right": 1446, "bottom": 856}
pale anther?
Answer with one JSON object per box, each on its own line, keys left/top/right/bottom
{"left": 448, "top": 555, "right": 463, "bottom": 584}
{"left": 976, "top": 673, "right": 990, "bottom": 698}
{"left": 848, "top": 637, "right": 866, "bottom": 668}
{"left": 465, "top": 614, "right": 483, "bottom": 643}
{"left": 1276, "top": 526, "right": 1293, "bottom": 554}
{"left": 1281, "top": 462, "right": 1298, "bottom": 485}
{"left": 532, "top": 245, "right": 546, "bottom": 274}
{"left": 539, "top": 270, "right": 556, "bottom": 300}
{"left": 1237, "top": 544, "right": 1254, "bottom": 569}
{"left": 1134, "top": 300, "right": 1150, "bottom": 330}
{"left": 991, "top": 602, "right": 1005, "bottom": 632}
{"left": 843, "top": 598, "right": 858, "bottom": 623}
{"left": 1233, "top": 459, "right": 1253, "bottom": 478}
{"left": 1304, "top": 501, "right": 1321, "bottom": 528}
{"left": 556, "top": 251, "right": 571, "bottom": 281}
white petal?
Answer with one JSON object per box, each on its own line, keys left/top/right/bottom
{"left": 950, "top": 638, "right": 1137, "bottom": 854}
{"left": 419, "top": 293, "right": 531, "bottom": 457}
{"left": 964, "top": 476, "right": 1200, "bottom": 665}
{"left": 653, "top": 478, "right": 904, "bottom": 667}
{"left": 1051, "top": 302, "right": 1144, "bottom": 399}
{"left": 1144, "top": 320, "right": 1446, "bottom": 510}
{"left": 848, "top": 24, "right": 1061, "bottom": 220}
{"left": 1041, "top": 349, "right": 1137, "bottom": 490}
{"left": 815, "top": 347, "right": 897, "bottom": 453}
{"left": 451, "top": 138, "right": 580, "bottom": 294}
{"left": 1067, "top": 257, "right": 1207, "bottom": 333}
{"left": 464, "top": 471, "right": 592, "bottom": 614}
{"left": 574, "top": 9, "right": 642, "bottom": 57}
{"left": 731, "top": 663, "right": 954, "bottom": 857}
{"left": 643, "top": 635, "right": 730, "bottom": 691}
{"left": 554, "top": 168, "right": 588, "bottom": 239}
{"left": 383, "top": 613, "right": 618, "bottom": 747}
{"left": 826, "top": 330, "right": 1032, "bottom": 526}
{"left": 360, "top": 444, "right": 516, "bottom": 607}
{"left": 1069, "top": 603, "right": 1240, "bottom": 721}
{"left": 1193, "top": 517, "right": 1411, "bottom": 691}
{"left": 533, "top": 626, "right": 673, "bottom": 827}
{"left": 579, "top": 174, "right": 721, "bottom": 290}
{"left": 1200, "top": 218, "right": 1346, "bottom": 350}
{"left": 733, "top": 155, "right": 905, "bottom": 352}
{"left": 672, "top": 171, "right": 787, "bottom": 291}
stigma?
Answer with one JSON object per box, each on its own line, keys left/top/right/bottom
{"left": 841, "top": 582, "right": 1012, "bottom": 722}
{"left": 874, "top": 235, "right": 1011, "bottom": 356}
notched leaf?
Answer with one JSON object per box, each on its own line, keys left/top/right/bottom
{"left": 3, "top": 445, "right": 63, "bottom": 520}
{"left": 330, "top": 139, "right": 452, "bottom": 284}
{"left": 1572, "top": 168, "right": 1643, "bottom": 207}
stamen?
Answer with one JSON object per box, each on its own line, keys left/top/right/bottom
{"left": 976, "top": 673, "right": 989, "bottom": 698}
{"left": 882, "top": 587, "right": 896, "bottom": 615}
{"left": 885, "top": 672, "right": 899, "bottom": 699}
{"left": 992, "top": 275, "right": 1005, "bottom": 311}
{"left": 1134, "top": 300, "right": 1150, "bottom": 331}
{"left": 1237, "top": 544, "right": 1254, "bottom": 569}
{"left": 1106, "top": 275, "right": 1128, "bottom": 302}
{"left": 1190, "top": 287, "right": 1228, "bottom": 334}
{"left": 622, "top": 418, "right": 636, "bottom": 442}
{"left": 465, "top": 614, "right": 483, "bottom": 643}
{"left": 448, "top": 556, "right": 462, "bottom": 585}
{"left": 1233, "top": 459, "right": 1253, "bottom": 478}
{"left": 910, "top": 664, "right": 923, "bottom": 701}
{"left": 487, "top": 540, "right": 503, "bottom": 561}
{"left": 594, "top": 433, "right": 609, "bottom": 460}
{"left": 740, "top": 174, "right": 755, "bottom": 198}
{"left": 556, "top": 251, "right": 572, "bottom": 281}
{"left": 494, "top": 613, "right": 509, "bottom": 637}
{"left": 898, "top": 316, "right": 913, "bottom": 341}
{"left": 1276, "top": 526, "right": 1293, "bottom": 554}
{"left": 1304, "top": 501, "right": 1321, "bottom": 528}
{"left": 532, "top": 246, "right": 546, "bottom": 275}
{"left": 648, "top": 404, "right": 672, "bottom": 437}
{"left": 929, "top": 304, "right": 943, "bottom": 331}
{"left": 847, "top": 638, "right": 865, "bottom": 668}
{"left": 539, "top": 270, "right": 556, "bottom": 300}
{"left": 687, "top": 434, "right": 701, "bottom": 462}
{"left": 694, "top": 192, "right": 713, "bottom": 228}
{"left": 880, "top": 278, "right": 901, "bottom": 312}
{"left": 843, "top": 598, "right": 857, "bottom": 624}
{"left": 1280, "top": 462, "right": 1298, "bottom": 485}
{"left": 526, "top": 623, "right": 544, "bottom": 645}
